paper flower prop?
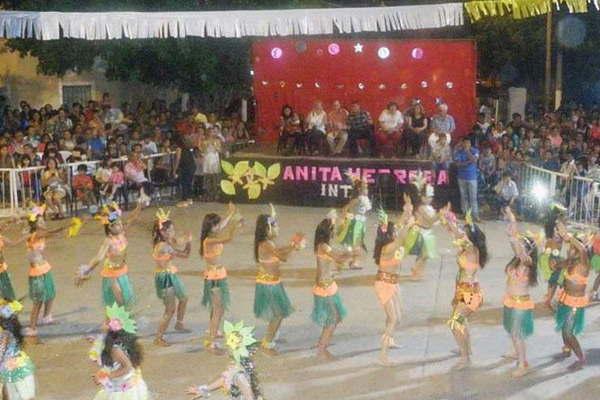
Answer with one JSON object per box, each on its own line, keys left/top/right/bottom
{"left": 0, "top": 300, "right": 23, "bottom": 319}
{"left": 106, "top": 303, "right": 136, "bottom": 334}
{"left": 223, "top": 320, "right": 257, "bottom": 365}
{"left": 155, "top": 208, "right": 171, "bottom": 229}
{"left": 410, "top": 170, "right": 434, "bottom": 198}
{"left": 67, "top": 217, "right": 83, "bottom": 238}
{"left": 97, "top": 203, "right": 122, "bottom": 226}
{"left": 27, "top": 204, "right": 46, "bottom": 222}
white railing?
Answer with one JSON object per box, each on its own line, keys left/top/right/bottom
{"left": 0, "top": 152, "right": 177, "bottom": 217}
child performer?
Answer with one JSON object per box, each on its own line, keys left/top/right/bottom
{"left": 76, "top": 201, "right": 142, "bottom": 311}
{"left": 254, "top": 204, "right": 305, "bottom": 355}
{"left": 554, "top": 222, "right": 591, "bottom": 371}
{"left": 503, "top": 207, "right": 538, "bottom": 378}
{"left": 440, "top": 207, "right": 488, "bottom": 370}
{"left": 538, "top": 204, "right": 567, "bottom": 309}
{"left": 186, "top": 320, "right": 263, "bottom": 399}
{"left": 336, "top": 173, "right": 371, "bottom": 270}
{"left": 91, "top": 303, "right": 148, "bottom": 400}
{"left": 200, "top": 203, "right": 243, "bottom": 354}
{"left": 0, "top": 300, "right": 36, "bottom": 400}
{"left": 0, "top": 218, "right": 27, "bottom": 300}
{"left": 311, "top": 210, "right": 353, "bottom": 360}
{"left": 373, "top": 195, "right": 414, "bottom": 365}
{"left": 24, "top": 204, "right": 73, "bottom": 337}
{"left": 588, "top": 231, "right": 600, "bottom": 301}
{"left": 404, "top": 172, "right": 439, "bottom": 280}
{"left": 152, "top": 208, "right": 192, "bottom": 346}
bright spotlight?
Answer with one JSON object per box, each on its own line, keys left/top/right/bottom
{"left": 271, "top": 47, "right": 283, "bottom": 59}
{"left": 531, "top": 182, "right": 548, "bottom": 201}
{"left": 377, "top": 47, "right": 390, "bottom": 59}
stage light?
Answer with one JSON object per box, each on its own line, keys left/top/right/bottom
{"left": 250, "top": 70, "right": 254, "bottom": 76}
{"left": 378, "top": 84, "right": 386, "bottom": 90}
{"left": 358, "top": 83, "right": 365, "bottom": 90}
{"left": 271, "top": 47, "right": 283, "bottom": 59}
{"left": 316, "top": 49, "right": 324, "bottom": 56}
{"left": 412, "top": 48, "right": 424, "bottom": 59}
{"left": 378, "top": 47, "right": 390, "bottom": 59}
{"left": 446, "top": 81, "right": 454, "bottom": 89}
{"left": 261, "top": 81, "right": 268, "bottom": 86}
{"left": 315, "top": 82, "right": 321, "bottom": 88}
{"left": 279, "top": 81, "right": 286, "bottom": 87}
{"left": 296, "top": 82, "right": 303, "bottom": 88}
{"left": 328, "top": 43, "right": 340, "bottom": 55}
{"left": 532, "top": 182, "right": 548, "bottom": 201}
{"left": 400, "top": 83, "right": 408, "bottom": 90}
{"left": 354, "top": 43, "right": 363, "bottom": 53}
{"left": 420, "top": 81, "right": 428, "bottom": 88}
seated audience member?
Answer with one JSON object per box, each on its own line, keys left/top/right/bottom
{"left": 305, "top": 101, "right": 328, "bottom": 155}
{"left": 108, "top": 162, "right": 125, "bottom": 201}
{"left": 478, "top": 145, "right": 497, "bottom": 187}
{"left": 405, "top": 102, "right": 428, "bottom": 157}
{"left": 278, "top": 105, "right": 302, "bottom": 155}
{"left": 72, "top": 164, "right": 96, "bottom": 211}
{"left": 124, "top": 151, "right": 152, "bottom": 206}
{"left": 494, "top": 171, "right": 519, "bottom": 217}
{"left": 347, "top": 101, "right": 375, "bottom": 157}
{"left": 142, "top": 134, "right": 159, "bottom": 156}
{"left": 375, "top": 102, "right": 403, "bottom": 158}
{"left": 42, "top": 157, "right": 68, "bottom": 219}
{"left": 326, "top": 100, "right": 349, "bottom": 156}
{"left": 431, "top": 131, "right": 451, "bottom": 176}
{"left": 430, "top": 103, "right": 456, "bottom": 142}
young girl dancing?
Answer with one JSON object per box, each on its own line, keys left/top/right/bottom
{"left": 373, "top": 196, "right": 414, "bottom": 365}
{"left": 200, "top": 203, "right": 243, "bottom": 354}
{"left": 77, "top": 202, "right": 142, "bottom": 311}
{"left": 554, "top": 222, "right": 591, "bottom": 371}
{"left": 336, "top": 173, "right": 371, "bottom": 270}
{"left": 0, "top": 300, "right": 36, "bottom": 400}
{"left": 404, "top": 173, "right": 439, "bottom": 280}
{"left": 539, "top": 204, "right": 566, "bottom": 309}
{"left": 186, "top": 320, "right": 263, "bottom": 399}
{"left": 152, "top": 208, "right": 192, "bottom": 346}
{"left": 24, "top": 204, "right": 72, "bottom": 337}
{"left": 91, "top": 303, "right": 148, "bottom": 400}
{"left": 503, "top": 207, "right": 538, "bottom": 378}
{"left": 311, "top": 210, "right": 353, "bottom": 360}
{"left": 0, "top": 218, "right": 27, "bottom": 301}
{"left": 441, "top": 207, "right": 488, "bottom": 370}
{"left": 254, "top": 204, "right": 304, "bottom": 355}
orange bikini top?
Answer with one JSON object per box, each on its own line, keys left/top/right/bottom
{"left": 152, "top": 243, "right": 173, "bottom": 262}
{"left": 203, "top": 241, "right": 223, "bottom": 260}
{"left": 379, "top": 247, "right": 404, "bottom": 269}
{"left": 565, "top": 268, "right": 588, "bottom": 286}
{"left": 316, "top": 245, "right": 335, "bottom": 263}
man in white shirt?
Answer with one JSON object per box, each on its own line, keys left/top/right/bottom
{"left": 430, "top": 103, "right": 456, "bottom": 141}
{"left": 375, "top": 102, "right": 404, "bottom": 158}
{"left": 306, "top": 100, "right": 328, "bottom": 155}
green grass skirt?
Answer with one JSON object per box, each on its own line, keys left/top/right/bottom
{"left": 29, "top": 271, "right": 56, "bottom": 303}
{"left": 201, "top": 278, "right": 230, "bottom": 311}
{"left": 404, "top": 227, "right": 437, "bottom": 259}
{"left": 102, "top": 275, "right": 135, "bottom": 309}
{"left": 0, "top": 271, "right": 15, "bottom": 300}
{"left": 538, "top": 254, "right": 565, "bottom": 285}
{"left": 555, "top": 303, "right": 585, "bottom": 336}
{"left": 311, "top": 292, "right": 347, "bottom": 327}
{"left": 154, "top": 271, "right": 187, "bottom": 301}
{"left": 503, "top": 306, "right": 534, "bottom": 339}
{"left": 254, "top": 283, "right": 294, "bottom": 321}
{"left": 591, "top": 254, "right": 600, "bottom": 273}
{"left": 337, "top": 219, "right": 366, "bottom": 248}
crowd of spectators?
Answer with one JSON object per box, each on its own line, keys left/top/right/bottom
{"left": 0, "top": 92, "right": 252, "bottom": 216}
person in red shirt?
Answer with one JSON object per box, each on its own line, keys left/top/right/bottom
{"left": 72, "top": 164, "right": 96, "bottom": 210}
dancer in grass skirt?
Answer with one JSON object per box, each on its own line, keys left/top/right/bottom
{"left": 553, "top": 222, "right": 591, "bottom": 371}
{"left": 311, "top": 210, "right": 354, "bottom": 360}
{"left": 0, "top": 219, "right": 28, "bottom": 301}
{"left": 187, "top": 321, "right": 263, "bottom": 399}
{"left": 502, "top": 207, "right": 538, "bottom": 378}
{"left": 404, "top": 171, "right": 440, "bottom": 280}
{"left": 91, "top": 303, "right": 148, "bottom": 400}
{"left": 588, "top": 231, "right": 600, "bottom": 301}
{"left": 538, "top": 203, "right": 567, "bottom": 309}
{"left": 24, "top": 204, "right": 72, "bottom": 337}
{"left": 373, "top": 195, "right": 414, "bottom": 365}
{"left": 0, "top": 300, "right": 35, "bottom": 400}
{"left": 76, "top": 201, "right": 142, "bottom": 311}
{"left": 254, "top": 204, "right": 305, "bottom": 355}
{"left": 152, "top": 208, "right": 192, "bottom": 346}
{"left": 336, "top": 172, "right": 371, "bottom": 270}
{"left": 440, "top": 207, "right": 488, "bottom": 371}
{"left": 200, "top": 203, "right": 243, "bottom": 354}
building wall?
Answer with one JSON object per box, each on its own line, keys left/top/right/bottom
{"left": 0, "top": 40, "right": 179, "bottom": 109}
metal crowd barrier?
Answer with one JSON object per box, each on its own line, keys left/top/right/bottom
{"left": 0, "top": 152, "right": 178, "bottom": 217}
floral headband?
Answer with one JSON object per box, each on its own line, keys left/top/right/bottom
{"left": 97, "top": 202, "right": 122, "bottom": 226}
{"left": 268, "top": 203, "right": 277, "bottom": 226}
{"left": 377, "top": 208, "right": 389, "bottom": 232}
{"left": 106, "top": 303, "right": 136, "bottom": 334}
{"left": 155, "top": 208, "right": 171, "bottom": 230}
{"left": 0, "top": 300, "right": 23, "bottom": 319}
{"left": 27, "top": 204, "right": 46, "bottom": 222}
{"left": 223, "top": 320, "right": 257, "bottom": 365}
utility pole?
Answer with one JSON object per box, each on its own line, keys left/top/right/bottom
{"left": 555, "top": 49, "right": 563, "bottom": 110}
{"left": 544, "top": 9, "right": 553, "bottom": 111}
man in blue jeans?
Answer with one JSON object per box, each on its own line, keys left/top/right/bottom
{"left": 453, "top": 137, "right": 480, "bottom": 221}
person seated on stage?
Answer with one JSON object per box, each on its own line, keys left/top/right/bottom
{"left": 375, "top": 102, "right": 404, "bottom": 158}
{"left": 305, "top": 101, "right": 328, "bottom": 156}
{"left": 347, "top": 101, "right": 375, "bottom": 158}
{"left": 431, "top": 103, "right": 456, "bottom": 143}
{"left": 278, "top": 105, "right": 302, "bottom": 155}
{"left": 326, "top": 100, "right": 349, "bottom": 156}
{"left": 405, "top": 102, "right": 428, "bottom": 157}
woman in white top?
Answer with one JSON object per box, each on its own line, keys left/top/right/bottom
{"left": 306, "top": 101, "right": 328, "bottom": 156}
{"left": 375, "top": 102, "right": 404, "bottom": 158}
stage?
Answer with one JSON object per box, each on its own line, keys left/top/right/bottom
{"left": 223, "top": 145, "right": 459, "bottom": 210}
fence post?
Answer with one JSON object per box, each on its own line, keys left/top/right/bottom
{"left": 549, "top": 173, "right": 557, "bottom": 199}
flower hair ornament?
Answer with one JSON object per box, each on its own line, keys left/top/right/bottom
{"left": 27, "top": 203, "right": 46, "bottom": 222}
{"left": 96, "top": 202, "right": 122, "bottom": 226}
{"left": 268, "top": 203, "right": 277, "bottom": 226}
{"left": 410, "top": 170, "right": 434, "bottom": 198}
{"left": 223, "top": 320, "right": 257, "bottom": 365}
{"left": 0, "top": 299, "right": 23, "bottom": 319}
{"left": 106, "top": 303, "right": 137, "bottom": 334}
{"left": 326, "top": 209, "right": 337, "bottom": 221}
{"left": 67, "top": 217, "right": 83, "bottom": 238}
{"left": 155, "top": 208, "right": 171, "bottom": 230}
{"left": 377, "top": 208, "right": 389, "bottom": 233}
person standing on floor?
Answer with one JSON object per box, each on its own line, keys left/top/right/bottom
{"left": 453, "top": 137, "right": 480, "bottom": 221}
{"left": 174, "top": 136, "right": 197, "bottom": 208}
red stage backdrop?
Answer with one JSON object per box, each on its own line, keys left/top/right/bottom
{"left": 251, "top": 39, "right": 477, "bottom": 142}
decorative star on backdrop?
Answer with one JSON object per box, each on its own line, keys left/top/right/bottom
{"left": 354, "top": 43, "right": 363, "bottom": 53}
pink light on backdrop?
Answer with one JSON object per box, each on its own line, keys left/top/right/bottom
{"left": 270, "top": 47, "right": 283, "bottom": 59}
{"left": 328, "top": 43, "right": 340, "bottom": 55}
{"left": 252, "top": 39, "right": 476, "bottom": 142}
